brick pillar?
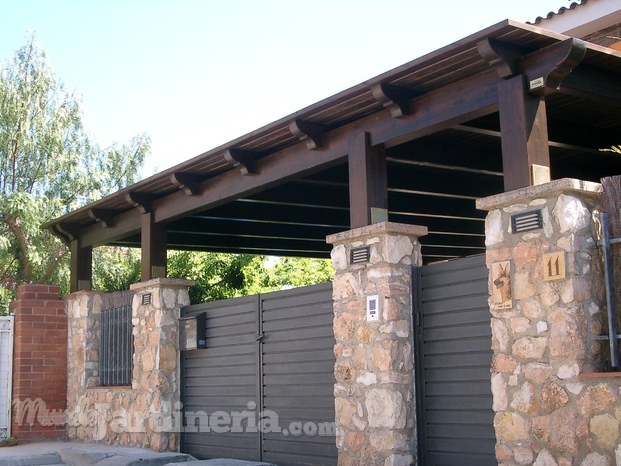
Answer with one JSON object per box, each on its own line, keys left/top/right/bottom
{"left": 10, "top": 284, "right": 67, "bottom": 442}
{"left": 327, "top": 222, "right": 427, "bottom": 466}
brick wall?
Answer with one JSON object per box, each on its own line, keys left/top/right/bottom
{"left": 10, "top": 284, "right": 67, "bottom": 442}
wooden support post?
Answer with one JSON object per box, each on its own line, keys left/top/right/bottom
{"left": 141, "top": 212, "right": 167, "bottom": 281}
{"left": 498, "top": 75, "right": 551, "bottom": 191}
{"left": 70, "top": 240, "right": 92, "bottom": 292}
{"left": 348, "top": 132, "right": 388, "bottom": 229}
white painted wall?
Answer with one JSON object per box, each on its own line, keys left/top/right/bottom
{"left": 0, "top": 316, "right": 14, "bottom": 439}
{"left": 536, "top": 0, "right": 621, "bottom": 37}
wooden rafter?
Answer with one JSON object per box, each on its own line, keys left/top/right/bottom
{"left": 371, "top": 83, "right": 420, "bottom": 118}
{"left": 223, "top": 149, "right": 258, "bottom": 175}
{"left": 288, "top": 119, "right": 326, "bottom": 150}
{"left": 125, "top": 192, "right": 155, "bottom": 214}
{"left": 170, "top": 172, "right": 203, "bottom": 196}
{"left": 88, "top": 208, "right": 117, "bottom": 228}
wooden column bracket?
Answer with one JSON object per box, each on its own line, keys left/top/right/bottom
{"left": 478, "top": 37, "right": 586, "bottom": 96}
{"left": 48, "top": 223, "right": 71, "bottom": 245}
{"left": 88, "top": 208, "right": 117, "bottom": 228}
{"left": 288, "top": 119, "right": 326, "bottom": 150}
{"left": 371, "top": 83, "right": 420, "bottom": 118}
{"left": 125, "top": 192, "right": 154, "bottom": 214}
{"left": 224, "top": 149, "right": 257, "bottom": 175}
{"left": 476, "top": 38, "right": 523, "bottom": 79}
{"left": 170, "top": 172, "right": 203, "bottom": 196}
{"left": 56, "top": 222, "right": 80, "bottom": 242}
{"left": 520, "top": 38, "right": 586, "bottom": 96}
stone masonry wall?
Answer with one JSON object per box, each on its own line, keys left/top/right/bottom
{"left": 327, "top": 222, "right": 427, "bottom": 466}
{"left": 478, "top": 179, "right": 621, "bottom": 465}
{"left": 65, "top": 278, "right": 192, "bottom": 451}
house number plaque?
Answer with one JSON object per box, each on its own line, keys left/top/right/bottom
{"left": 543, "top": 251, "right": 566, "bottom": 281}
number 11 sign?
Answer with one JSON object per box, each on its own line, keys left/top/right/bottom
{"left": 543, "top": 251, "right": 566, "bottom": 281}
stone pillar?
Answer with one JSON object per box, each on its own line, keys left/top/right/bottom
{"left": 10, "top": 284, "right": 67, "bottom": 443}
{"left": 327, "top": 222, "right": 427, "bottom": 466}
{"left": 65, "top": 278, "right": 192, "bottom": 451}
{"left": 477, "top": 178, "right": 621, "bottom": 465}
{"left": 129, "top": 278, "right": 192, "bottom": 451}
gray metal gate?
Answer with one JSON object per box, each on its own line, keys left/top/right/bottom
{"left": 413, "top": 255, "right": 495, "bottom": 465}
{"left": 181, "top": 283, "right": 337, "bottom": 465}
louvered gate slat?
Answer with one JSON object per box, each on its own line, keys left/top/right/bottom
{"left": 414, "top": 255, "right": 496, "bottom": 466}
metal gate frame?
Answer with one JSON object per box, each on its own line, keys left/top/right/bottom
{"left": 0, "top": 315, "right": 14, "bottom": 440}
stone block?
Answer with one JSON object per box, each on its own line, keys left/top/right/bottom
{"left": 365, "top": 389, "right": 406, "bottom": 429}
{"left": 540, "top": 382, "right": 569, "bottom": 414}
{"left": 589, "top": 413, "right": 619, "bottom": 450}
{"left": 512, "top": 336, "right": 547, "bottom": 360}
{"left": 494, "top": 412, "right": 530, "bottom": 441}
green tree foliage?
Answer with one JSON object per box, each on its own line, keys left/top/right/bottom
{"left": 92, "top": 247, "right": 141, "bottom": 293}
{"left": 92, "top": 250, "right": 333, "bottom": 305}
{"left": 167, "top": 252, "right": 260, "bottom": 303}
{"left": 0, "top": 34, "right": 150, "bottom": 314}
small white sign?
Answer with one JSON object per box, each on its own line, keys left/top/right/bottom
{"left": 529, "top": 77, "right": 545, "bottom": 90}
{"left": 366, "top": 295, "right": 379, "bottom": 322}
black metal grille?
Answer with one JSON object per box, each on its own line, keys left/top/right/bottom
{"left": 100, "top": 306, "right": 133, "bottom": 386}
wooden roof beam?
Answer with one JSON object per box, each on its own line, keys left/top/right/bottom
{"left": 371, "top": 83, "right": 421, "bottom": 118}
{"left": 477, "top": 37, "right": 586, "bottom": 96}
{"left": 56, "top": 222, "right": 81, "bottom": 242}
{"left": 289, "top": 119, "right": 326, "bottom": 150}
{"left": 125, "top": 192, "right": 155, "bottom": 214}
{"left": 73, "top": 69, "right": 500, "bottom": 248}
{"left": 88, "top": 208, "right": 118, "bottom": 228}
{"left": 170, "top": 172, "right": 203, "bottom": 196}
{"left": 224, "top": 149, "right": 258, "bottom": 175}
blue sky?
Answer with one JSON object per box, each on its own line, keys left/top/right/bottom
{"left": 0, "top": 0, "right": 572, "bottom": 177}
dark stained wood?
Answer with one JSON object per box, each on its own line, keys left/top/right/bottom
{"left": 88, "top": 209, "right": 117, "bottom": 228}
{"left": 498, "top": 75, "right": 550, "bottom": 191}
{"left": 348, "top": 132, "right": 388, "bottom": 228}
{"left": 39, "top": 20, "right": 621, "bottom": 276}
{"left": 476, "top": 38, "right": 523, "bottom": 79}
{"left": 141, "top": 213, "right": 167, "bottom": 280}
{"left": 561, "top": 64, "right": 621, "bottom": 103}
{"left": 371, "top": 83, "right": 421, "bottom": 118}
{"left": 70, "top": 240, "right": 92, "bottom": 293}
{"left": 126, "top": 192, "right": 154, "bottom": 214}
{"left": 170, "top": 172, "right": 203, "bottom": 196}
{"left": 48, "top": 223, "right": 71, "bottom": 245}
{"left": 56, "top": 222, "right": 80, "bottom": 242}
{"left": 288, "top": 120, "right": 326, "bottom": 150}
{"left": 519, "top": 38, "right": 586, "bottom": 96}
{"left": 377, "top": 70, "right": 500, "bottom": 148}
{"left": 223, "top": 149, "right": 258, "bottom": 175}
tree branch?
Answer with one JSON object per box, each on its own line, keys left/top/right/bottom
{"left": 3, "top": 214, "right": 33, "bottom": 283}
{"left": 38, "top": 242, "right": 67, "bottom": 284}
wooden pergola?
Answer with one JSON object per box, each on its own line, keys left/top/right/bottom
{"left": 43, "top": 20, "right": 621, "bottom": 292}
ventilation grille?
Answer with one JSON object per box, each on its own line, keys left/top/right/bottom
{"left": 511, "top": 210, "right": 543, "bottom": 233}
{"left": 350, "top": 246, "right": 370, "bottom": 264}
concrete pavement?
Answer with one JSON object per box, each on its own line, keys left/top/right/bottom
{"left": 0, "top": 441, "right": 278, "bottom": 466}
